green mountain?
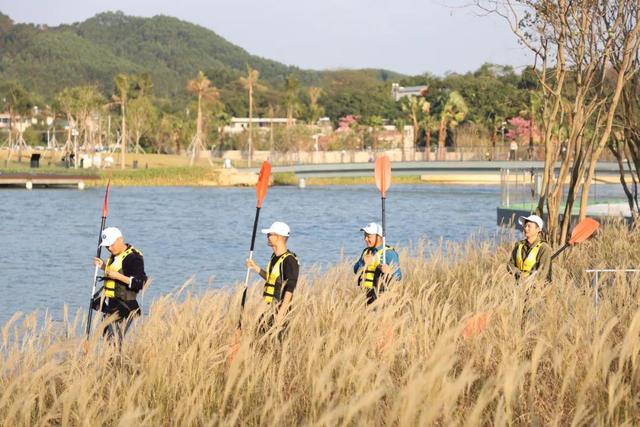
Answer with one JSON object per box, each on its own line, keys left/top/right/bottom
{"left": 0, "top": 11, "right": 402, "bottom": 99}
{"left": 0, "top": 11, "right": 530, "bottom": 130}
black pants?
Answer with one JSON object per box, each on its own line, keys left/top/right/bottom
{"left": 256, "top": 306, "right": 289, "bottom": 341}
{"left": 366, "top": 287, "right": 379, "bottom": 305}
{"left": 100, "top": 299, "right": 140, "bottom": 347}
{"left": 256, "top": 311, "right": 275, "bottom": 335}
{"left": 103, "top": 312, "right": 138, "bottom": 346}
{"left": 364, "top": 281, "right": 388, "bottom": 305}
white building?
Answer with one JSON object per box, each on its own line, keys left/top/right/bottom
{"left": 223, "top": 117, "right": 295, "bottom": 134}
{"left": 391, "top": 83, "right": 429, "bottom": 101}
{"left": 0, "top": 113, "right": 32, "bottom": 131}
{"left": 0, "top": 113, "right": 10, "bottom": 129}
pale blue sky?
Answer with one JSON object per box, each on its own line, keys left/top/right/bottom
{"left": 1, "top": 0, "right": 531, "bottom": 75}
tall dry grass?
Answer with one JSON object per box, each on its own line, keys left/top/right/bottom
{"left": 2, "top": 222, "right": 640, "bottom": 426}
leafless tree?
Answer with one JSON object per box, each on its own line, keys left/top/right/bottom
{"left": 477, "top": 0, "right": 640, "bottom": 243}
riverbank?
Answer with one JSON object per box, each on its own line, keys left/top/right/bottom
{"left": 0, "top": 165, "right": 258, "bottom": 187}
{"left": 0, "top": 164, "right": 424, "bottom": 187}
{"left": 1, "top": 222, "right": 639, "bottom": 425}
{"left": 0, "top": 155, "right": 627, "bottom": 187}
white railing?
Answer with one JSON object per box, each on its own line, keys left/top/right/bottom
{"left": 586, "top": 269, "right": 640, "bottom": 309}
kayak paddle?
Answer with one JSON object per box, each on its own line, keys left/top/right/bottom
{"left": 462, "top": 311, "right": 492, "bottom": 341}
{"left": 551, "top": 217, "right": 600, "bottom": 260}
{"left": 86, "top": 180, "right": 110, "bottom": 339}
{"left": 463, "top": 217, "right": 600, "bottom": 340}
{"left": 374, "top": 155, "right": 391, "bottom": 264}
{"left": 239, "top": 161, "right": 271, "bottom": 328}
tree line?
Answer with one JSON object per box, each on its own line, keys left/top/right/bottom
{"left": 0, "top": 63, "right": 541, "bottom": 157}
{"left": 476, "top": 0, "right": 640, "bottom": 242}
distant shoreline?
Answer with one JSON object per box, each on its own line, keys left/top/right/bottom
{"left": 1, "top": 160, "right": 625, "bottom": 188}
{"left": 0, "top": 170, "right": 623, "bottom": 188}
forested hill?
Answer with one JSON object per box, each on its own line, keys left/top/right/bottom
{"left": 0, "top": 10, "right": 535, "bottom": 130}
{"left": 0, "top": 11, "right": 401, "bottom": 98}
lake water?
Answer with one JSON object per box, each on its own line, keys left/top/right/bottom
{"left": 0, "top": 183, "right": 624, "bottom": 325}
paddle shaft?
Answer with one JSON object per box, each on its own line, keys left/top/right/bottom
{"left": 239, "top": 206, "right": 261, "bottom": 327}
{"left": 551, "top": 243, "right": 569, "bottom": 261}
{"left": 85, "top": 215, "right": 107, "bottom": 337}
{"left": 381, "top": 196, "right": 386, "bottom": 264}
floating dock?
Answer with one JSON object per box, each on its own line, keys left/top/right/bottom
{"left": 497, "top": 201, "right": 632, "bottom": 229}
{"left": 0, "top": 173, "right": 99, "bottom": 189}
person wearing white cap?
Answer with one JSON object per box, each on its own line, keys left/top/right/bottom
{"left": 353, "top": 222, "right": 402, "bottom": 304}
{"left": 507, "top": 214, "right": 552, "bottom": 283}
{"left": 92, "top": 227, "right": 147, "bottom": 343}
{"left": 246, "top": 221, "right": 299, "bottom": 327}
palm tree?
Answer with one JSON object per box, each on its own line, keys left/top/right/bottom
{"left": 54, "top": 85, "right": 103, "bottom": 167}
{"left": 401, "top": 96, "right": 427, "bottom": 149}
{"left": 239, "top": 65, "right": 261, "bottom": 167}
{"left": 437, "top": 91, "right": 468, "bottom": 160}
{"left": 125, "top": 73, "right": 156, "bottom": 155}
{"left": 285, "top": 74, "right": 301, "bottom": 127}
{"left": 421, "top": 108, "right": 440, "bottom": 159}
{"left": 186, "top": 71, "right": 219, "bottom": 166}
{"left": 1, "top": 82, "right": 31, "bottom": 162}
{"left": 214, "top": 111, "right": 231, "bottom": 156}
{"left": 127, "top": 96, "right": 156, "bottom": 155}
{"left": 366, "top": 115, "right": 385, "bottom": 151}
{"left": 134, "top": 73, "right": 153, "bottom": 98}
{"left": 307, "top": 87, "right": 324, "bottom": 126}
{"left": 113, "top": 74, "right": 131, "bottom": 169}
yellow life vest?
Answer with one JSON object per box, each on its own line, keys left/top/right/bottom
{"left": 263, "top": 251, "right": 297, "bottom": 304}
{"left": 515, "top": 240, "right": 542, "bottom": 277}
{"left": 360, "top": 245, "right": 394, "bottom": 289}
{"left": 104, "top": 246, "right": 141, "bottom": 300}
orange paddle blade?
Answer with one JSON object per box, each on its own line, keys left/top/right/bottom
{"left": 462, "top": 311, "right": 492, "bottom": 340}
{"left": 102, "top": 180, "right": 111, "bottom": 217}
{"left": 256, "top": 161, "right": 271, "bottom": 208}
{"left": 568, "top": 217, "right": 600, "bottom": 245}
{"left": 374, "top": 155, "right": 391, "bottom": 198}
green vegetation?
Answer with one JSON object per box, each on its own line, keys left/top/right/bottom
{"left": 0, "top": 165, "right": 98, "bottom": 176}
{"left": 5, "top": 166, "right": 422, "bottom": 187}
{"left": 2, "top": 223, "right": 640, "bottom": 424}
{"left": 0, "top": 164, "right": 222, "bottom": 186}
{"left": 0, "top": 11, "right": 535, "bottom": 155}
{"left": 271, "top": 172, "right": 297, "bottom": 186}
{"left": 95, "top": 166, "right": 222, "bottom": 187}
{"left": 0, "top": 11, "right": 311, "bottom": 98}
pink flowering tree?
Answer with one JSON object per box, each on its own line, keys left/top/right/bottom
{"left": 505, "top": 116, "right": 540, "bottom": 143}
{"left": 338, "top": 115, "right": 359, "bottom": 132}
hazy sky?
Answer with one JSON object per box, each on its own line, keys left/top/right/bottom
{"left": 1, "top": 0, "right": 531, "bottom": 75}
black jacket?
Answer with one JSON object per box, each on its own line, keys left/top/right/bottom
{"left": 93, "top": 245, "right": 147, "bottom": 316}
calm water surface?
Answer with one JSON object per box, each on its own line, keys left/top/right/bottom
{"left": 4, "top": 183, "right": 612, "bottom": 325}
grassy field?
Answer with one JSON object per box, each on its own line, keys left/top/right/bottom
{"left": 1, "top": 222, "right": 640, "bottom": 425}
{"left": 0, "top": 164, "right": 224, "bottom": 187}
{"left": 94, "top": 166, "right": 224, "bottom": 187}
{"left": 0, "top": 152, "right": 234, "bottom": 187}
{"left": 1, "top": 159, "right": 424, "bottom": 187}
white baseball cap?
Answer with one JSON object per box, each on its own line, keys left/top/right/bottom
{"left": 360, "top": 222, "right": 383, "bottom": 237}
{"left": 100, "top": 227, "right": 123, "bottom": 246}
{"left": 261, "top": 221, "right": 290, "bottom": 237}
{"left": 518, "top": 214, "right": 544, "bottom": 229}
